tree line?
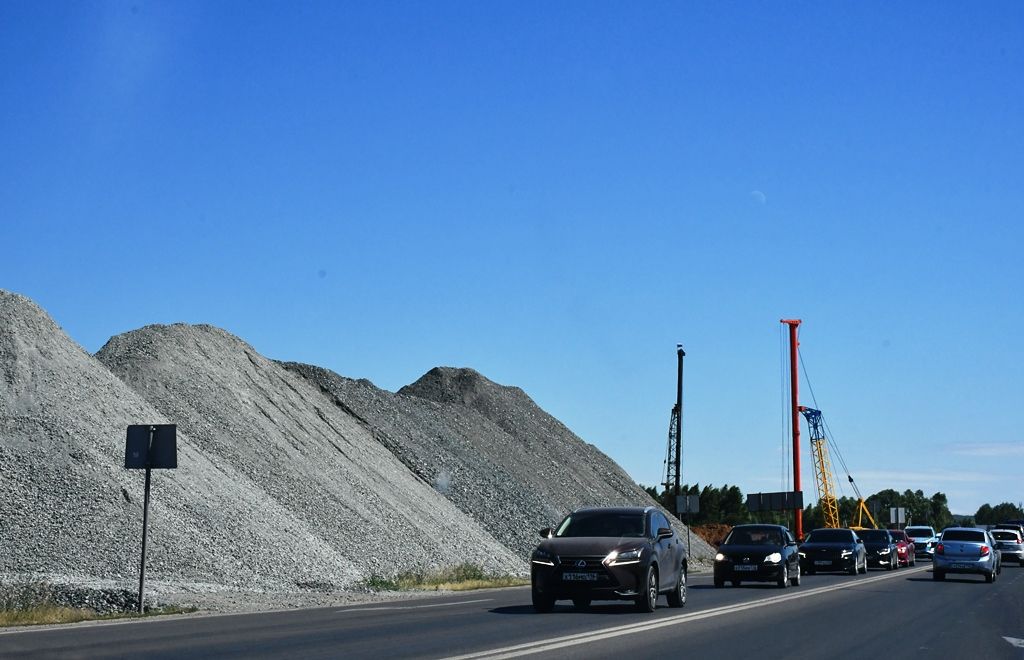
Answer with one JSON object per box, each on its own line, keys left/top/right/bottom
{"left": 642, "top": 483, "right": 1022, "bottom": 530}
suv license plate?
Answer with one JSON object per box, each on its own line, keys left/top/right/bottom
{"left": 563, "top": 572, "right": 599, "bottom": 581}
{"left": 734, "top": 565, "right": 757, "bottom": 572}
{"left": 814, "top": 560, "right": 831, "bottom": 566}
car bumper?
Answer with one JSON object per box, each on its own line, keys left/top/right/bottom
{"left": 868, "top": 553, "right": 895, "bottom": 567}
{"left": 714, "top": 562, "right": 786, "bottom": 583}
{"left": 799, "top": 556, "right": 857, "bottom": 573}
{"left": 531, "top": 562, "right": 646, "bottom": 601}
{"left": 932, "top": 555, "right": 996, "bottom": 575}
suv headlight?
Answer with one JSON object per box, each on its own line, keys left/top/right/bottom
{"left": 764, "top": 552, "right": 782, "bottom": 564}
{"left": 605, "top": 548, "right": 642, "bottom": 566}
{"left": 531, "top": 548, "right": 555, "bottom": 567}
{"left": 715, "top": 552, "right": 727, "bottom": 562}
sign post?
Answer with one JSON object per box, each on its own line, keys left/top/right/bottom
{"left": 125, "top": 424, "right": 177, "bottom": 614}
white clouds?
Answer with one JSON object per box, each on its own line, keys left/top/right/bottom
{"left": 948, "top": 442, "right": 1024, "bottom": 457}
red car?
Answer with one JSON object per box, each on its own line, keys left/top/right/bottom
{"left": 888, "top": 529, "right": 916, "bottom": 567}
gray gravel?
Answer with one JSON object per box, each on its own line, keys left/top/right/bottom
{"left": 1, "top": 289, "right": 711, "bottom": 615}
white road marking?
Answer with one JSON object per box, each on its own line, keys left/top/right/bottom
{"left": 1003, "top": 637, "right": 1024, "bottom": 648}
{"left": 337, "top": 598, "right": 493, "bottom": 613}
{"left": 446, "top": 566, "right": 928, "bottom": 659}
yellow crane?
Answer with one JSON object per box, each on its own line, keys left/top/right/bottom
{"left": 799, "top": 406, "right": 876, "bottom": 530}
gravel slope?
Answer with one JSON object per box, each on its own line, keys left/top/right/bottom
{"left": 1, "top": 288, "right": 711, "bottom": 614}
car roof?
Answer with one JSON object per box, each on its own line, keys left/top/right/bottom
{"left": 571, "top": 506, "right": 653, "bottom": 515}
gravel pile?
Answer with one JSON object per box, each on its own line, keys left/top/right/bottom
{"left": 1, "top": 289, "right": 711, "bottom": 614}
{"left": 283, "top": 364, "right": 715, "bottom": 560}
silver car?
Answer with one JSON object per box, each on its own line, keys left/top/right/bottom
{"left": 991, "top": 529, "right": 1024, "bottom": 566}
{"left": 932, "top": 527, "right": 1001, "bottom": 582}
{"left": 905, "top": 525, "right": 938, "bottom": 559}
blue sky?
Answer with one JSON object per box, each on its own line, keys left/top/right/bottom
{"left": 3, "top": 2, "right": 1021, "bottom": 515}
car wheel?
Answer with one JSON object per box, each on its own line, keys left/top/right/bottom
{"left": 859, "top": 556, "right": 867, "bottom": 574}
{"left": 714, "top": 577, "right": 724, "bottom": 588}
{"left": 933, "top": 570, "right": 945, "bottom": 581}
{"left": 847, "top": 559, "right": 858, "bottom": 576}
{"left": 667, "top": 567, "right": 686, "bottom": 608}
{"left": 777, "top": 563, "right": 789, "bottom": 588}
{"left": 790, "top": 563, "right": 801, "bottom": 587}
{"left": 532, "top": 586, "right": 555, "bottom": 613}
{"left": 572, "top": 597, "right": 591, "bottom": 610}
{"left": 985, "top": 570, "right": 994, "bottom": 583}
{"left": 911, "top": 555, "right": 916, "bottom": 567}
{"left": 635, "top": 566, "right": 658, "bottom": 613}
{"left": 1019, "top": 558, "right": 1024, "bottom": 566}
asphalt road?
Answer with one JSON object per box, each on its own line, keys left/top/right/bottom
{"left": 2, "top": 562, "right": 1022, "bottom": 659}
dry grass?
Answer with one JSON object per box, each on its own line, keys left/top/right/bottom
{"left": 0, "top": 580, "right": 196, "bottom": 627}
{"left": 363, "top": 563, "right": 529, "bottom": 592}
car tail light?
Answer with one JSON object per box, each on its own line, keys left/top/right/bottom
{"left": 935, "top": 543, "right": 944, "bottom": 555}
{"left": 980, "top": 546, "right": 990, "bottom": 556}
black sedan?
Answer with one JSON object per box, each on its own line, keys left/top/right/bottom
{"left": 799, "top": 528, "right": 867, "bottom": 575}
{"left": 530, "top": 506, "right": 688, "bottom": 613}
{"left": 713, "top": 524, "right": 801, "bottom": 588}
{"left": 858, "top": 529, "right": 899, "bottom": 569}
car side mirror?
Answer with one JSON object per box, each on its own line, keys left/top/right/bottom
{"left": 539, "top": 527, "right": 552, "bottom": 539}
{"left": 657, "top": 527, "right": 673, "bottom": 540}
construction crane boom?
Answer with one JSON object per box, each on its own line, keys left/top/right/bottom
{"left": 799, "top": 407, "right": 841, "bottom": 528}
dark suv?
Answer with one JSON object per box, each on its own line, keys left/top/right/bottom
{"left": 530, "top": 507, "right": 688, "bottom": 613}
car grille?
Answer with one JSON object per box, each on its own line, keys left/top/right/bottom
{"left": 558, "top": 556, "right": 605, "bottom": 569}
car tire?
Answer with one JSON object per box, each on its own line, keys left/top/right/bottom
{"left": 985, "top": 570, "right": 994, "bottom": 583}
{"left": 859, "top": 556, "right": 867, "bottom": 574}
{"left": 667, "top": 567, "right": 686, "bottom": 608}
{"left": 790, "top": 563, "right": 801, "bottom": 587}
{"left": 714, "top": 577, "right": 724, "bottom": 588}
{"left": 847, "top": 560, "right": 858, "bottom": 576}
{"left": 911, "top": 555, "right": 916, "bottom": 567}
{"left": 635, "top": 566, "right": 658, "bottom": 613}
{"left": 532, "top": 586, "right": 555, "bottom": 613}
{"left": 777, "top": 564, "right": 789, "bottom": 588}
{"left": 933, "top": 570, "right": 945, "bottom": 581}
{"left": 572, "top": 597, "right": 591, "bottom": 610}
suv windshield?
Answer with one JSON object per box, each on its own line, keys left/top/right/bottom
{"left": 804, "top": 529, "right": 853, "bottom": 543}
{"left": 858, "top": 530, "right": 889, "bottom": 542}
{"left": 905, "top": 527, "right": 933, "bottom": 537}
{"left": 555, "top": 511, "right": 645, "bottom": 538}
{"left": 991, "top": 531, "right": 1020, "bottom": 541}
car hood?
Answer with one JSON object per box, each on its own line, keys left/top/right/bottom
{"left": 799, "top": 541, "right": 857, "bottom": 551}
{"left": 862, "top": 541, "right": 892, "bottom": 550}
{"left": 718, "top": 543, "right": 783, "bottom": 556}
{"left": 537, "top": 536, "right": 646, "bottom": 556}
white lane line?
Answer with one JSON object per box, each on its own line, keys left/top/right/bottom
{"left": 337, "top": 598, "right": 493, "bottom": 613}
{"left": 446, "top": 566, "right": 927, "bottom": 659}
{"left": 1003, "top": 637, "right": 1024, "bottom": 648}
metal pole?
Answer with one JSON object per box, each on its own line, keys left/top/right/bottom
{"left": 674, "top": 345, "right": 684, "bottom": 500}
{"left": 138, "top": 426, "right": 154, "bottom": 614}
{"left": 781, "top": 320, "right": 802, "bottom": 539}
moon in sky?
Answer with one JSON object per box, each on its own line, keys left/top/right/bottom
{"left": 750, "top": 190, "right": 767, "bottom": 205}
